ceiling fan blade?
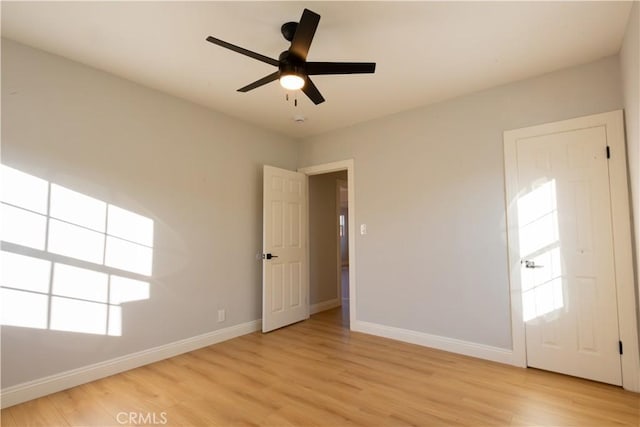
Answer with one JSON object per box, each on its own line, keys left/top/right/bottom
{"left": 302, "top": 77, "right": 325, "bottom": 105}
{"left": 306, "top": 62, "right": 376, "bottom": 75}
{"left": 289, "top": 9, "right": 320, "bottom": 61}
{"left": 237, "top": 72, "right": 280, "bottom": 92}
{"left": 206, "top": 36, "right": 279, "bottom": 67}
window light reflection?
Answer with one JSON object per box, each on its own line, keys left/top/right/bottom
{"left": 105, "top": 236, "right": 153, "bottom": 276}
{"left": 52, "top": 263, "right": 108, "bottom": 303}
{"left": 48, "top": 219, "right": 106, "bottom": 264}
{"left": 0, "top": 250, "right": 51, "bottom": 293}
{"left": 50, "top": 296, "right": 108, "bottom": 335}
{"left": 517, "top": 180, "right": 565, "bottom": 321}
{"left": 0, "top": 164, "right": 154, "bottom": 337}
{"left": 50, "top": 184, "right": 107, "bottom": 232}
{"left": 0, "top": 203, "right": 47, "bottom": 250}
{"left": 0, "top": 165, "right": 48, "bottom": 214}
{"left": 108, "top": 205, "right": 154, "bottom": 247}
{"left": 0, "top": 288, "right": 48, "bottom": 329}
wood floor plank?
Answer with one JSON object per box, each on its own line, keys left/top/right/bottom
{"left": 4, "top": 395, "right": 69, "bottom": 426}
{"left": 0, "top": 406, "right": 22, "bottom": 427}
{"left": 3, "top": 308, "right": 639, "bottom": 426}
{"left": 47, "top": 385, "right": 117, "bottom": 427}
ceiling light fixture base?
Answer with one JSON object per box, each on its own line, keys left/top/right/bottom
{"left": 281, "top": 22, "right": 298, "bottom": 42}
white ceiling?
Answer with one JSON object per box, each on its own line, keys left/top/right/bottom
{"left": 1, "top": 1, "right": 633, "bottom": 139}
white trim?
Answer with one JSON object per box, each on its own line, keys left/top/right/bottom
{"left": 503, "top": 110, "right": 640, "bottom": 391}
{"left": 310, "top": 298, "right": 341, "bottom": 315}
{"left": 352, "top": 320, "right": 517, "bottom": 365}
{"left": 299, "top": 159, "right": 357, "bottom": 328}
{"left": 299, "top": 160, "right": 351, "bottom": 176}
{"left": 0, "top": 319, "right": 261, "bottom": 408}
{"left": 503, "top": 123, "right": 528, "bottom": 368}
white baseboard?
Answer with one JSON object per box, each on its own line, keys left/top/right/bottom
{"left": 352, "top": 320, "right": 517, "bottom": 366}
{"left": 310, "top": 298, "right": 341, "bottom": 315}
{"left": 0, "top": 319, "right": 261, "bottom": 409}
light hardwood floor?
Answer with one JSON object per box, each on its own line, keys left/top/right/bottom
{"left": 2, "top": 308, "right": 639, "bottom": 426}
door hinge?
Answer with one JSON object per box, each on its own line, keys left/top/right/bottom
{"left": 619, "top": 340, "right": 623, "bottom": 355}
{"left": 606, "top": 146, "right": 611, "bottom": 159}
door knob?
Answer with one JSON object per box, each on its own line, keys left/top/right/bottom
{"left": 522, "top": 260, "right": 543, "bottom": 268}
{"left": 263, "top": 253, "right": 278, "bottom": 260}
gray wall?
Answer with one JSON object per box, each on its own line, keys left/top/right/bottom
{"left": 620, "top": 2, "right": 639, "bottom": 317}
{"left": 309, "top": 171, "right": 347, "bottom": 305}
{"left": 0, "top": 39, "right": 297, "bottom": 388}
{"left": 299, "top": 56, "right": 624, "bottom": 350}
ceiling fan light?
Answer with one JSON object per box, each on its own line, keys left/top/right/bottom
{"left": 280, "top": 74, "right": 305, "bottom": 90}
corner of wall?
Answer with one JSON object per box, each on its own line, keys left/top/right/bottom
{"left": 619, "top": 0, "right": 640, "bottom": 356}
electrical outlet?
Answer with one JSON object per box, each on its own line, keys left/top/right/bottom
{"left": 217, "top": 309, "right": 226, "bottom": 322}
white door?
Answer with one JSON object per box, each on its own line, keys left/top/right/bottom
{"left": 262, "top": 165, "right": 308, "bottom": 332}
{"left": 513, "top": 125, "right": 622, "bottom": 385}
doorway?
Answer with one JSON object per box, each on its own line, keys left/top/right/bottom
{"left": 299, "top": 160, "right": 356, "bottom": 329}
{"left": 307, "top": 171, "right": 348, "bottom": 326}
{"left": 337, "top": 179, "right": 349, "bottom": 327}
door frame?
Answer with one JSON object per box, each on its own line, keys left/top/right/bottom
{"left": 503, "top": 110, "right": 639, "bottom": 391}
{"left": 299, "top": 160, "right": 356, "bottom": 327}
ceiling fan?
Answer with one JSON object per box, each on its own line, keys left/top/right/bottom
{"left": 206, "top": 8, "right": 376, "bottom": 105}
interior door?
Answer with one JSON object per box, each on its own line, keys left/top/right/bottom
{"left": 262, "top": 165, "right": 308, "bottom": 332}
{"left": 515, "top": 126, "right": 622, "bottom": 385}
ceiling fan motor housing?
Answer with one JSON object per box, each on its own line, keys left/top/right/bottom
{"left": 278, "top": 51, "right": 306, "bottom": 79}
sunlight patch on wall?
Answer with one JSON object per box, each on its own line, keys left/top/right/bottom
{"left": 0, "top": 165, "right": 153, "bottom": 336}
{"left": 0, "top": 204, "right": 47, "bottom": 250}
{"left": 517, "top": 180, "right": 564, "bottom": 321}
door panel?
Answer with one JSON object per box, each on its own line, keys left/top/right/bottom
{"left": 262, "top": 165, "right": 308, "bottom": 332}
{"left": 516, "top": 126, "right": 622, "bottom": 385}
